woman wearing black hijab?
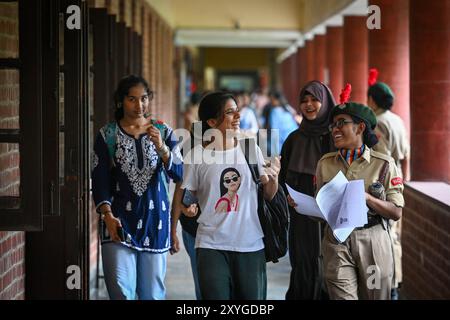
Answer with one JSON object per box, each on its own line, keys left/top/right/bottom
{"left": 279, "top": 80, "right": 336, "bottom": 300}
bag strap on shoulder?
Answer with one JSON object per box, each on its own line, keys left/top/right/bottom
{"left": 238, "top": 138, "right": 260, "bottom": 185}
{"left": 103, "top": 122, "right": 118, "bottom": 160}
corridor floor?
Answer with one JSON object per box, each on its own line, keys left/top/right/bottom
{"left": 165, "top": 228, "right": 291, "bottom": 300}
{"left": 91, "top": 226, "right": 291, "bottom": 300}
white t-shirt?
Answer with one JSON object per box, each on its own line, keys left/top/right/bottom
{"left": 181, "top": 143, "right": 266, "bottom": 252}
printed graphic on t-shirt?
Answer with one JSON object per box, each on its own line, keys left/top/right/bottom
{"left": 214, "top": 168, "right": 241, "bottom": 213}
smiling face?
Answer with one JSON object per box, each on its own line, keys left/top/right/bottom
{"left": 331, "top": 114, "right": 365, "bottom": 149}
{"left": 223, "top": 171, "right": 241, "bottom": 193}
{"left": 299, "top": 94, "right": 322, "bottom": 120}
{"left": 208, "top": 98, "right": 240, "bottom": 134}
{"left": 122, "top": 84, "right": 151, "bottom": 120}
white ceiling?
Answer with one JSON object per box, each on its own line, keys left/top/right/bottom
{"left": 147, "top": 0, "right": 367, "bottom": 50}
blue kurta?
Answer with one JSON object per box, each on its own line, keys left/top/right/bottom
{"left": 92, "top": 121, "right": 183, "bottom": 253}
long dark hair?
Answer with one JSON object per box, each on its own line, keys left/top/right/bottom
{"left": 113, "top": 75, "right": 152, "bottom": 121}
{"left": 198, "top": 91, "right": 237, "bottom": 137}
{"left": 219, "top": 168, "right": 241, "bottom": 197}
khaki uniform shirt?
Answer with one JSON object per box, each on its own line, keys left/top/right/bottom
{"left": 372, "top": 110, "right": 410, "bottom": 175}
{"left": 316, "top": 146, "right": 404, "bottom": 208}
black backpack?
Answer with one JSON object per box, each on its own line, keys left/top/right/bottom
{"left": 239, "top": 139, "right": 289, "bottom": 263}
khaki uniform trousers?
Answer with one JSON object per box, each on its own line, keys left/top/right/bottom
{"left": 390, "top": 219, "right": 402, "bottom": 287}
{"left": 322, "top": 224, "right": 393, "bottom": 300}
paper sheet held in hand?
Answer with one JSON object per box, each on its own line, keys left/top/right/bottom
{"left": 286, "top": 171, "right": 368, "bottom": 242}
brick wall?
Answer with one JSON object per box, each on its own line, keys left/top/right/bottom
{"left": 402, "top": 186, "right": 450, "bottom": 299}
{"left": 99, "top": 0, "right": 177, "bottom": 126}
{"left": 0, "top": 3, "right": 18, "bottom": 58}
{"left": 0, "top": 2, "right": 25, "bottom": 301}
{"left": 0, "top": 232, "right": 25, "bottom": 300}
{"left": 141, "top": 4, "right": 177, "bottom": 127}
{"left": 141, "top": 5, "right": 150, "bottom": 82}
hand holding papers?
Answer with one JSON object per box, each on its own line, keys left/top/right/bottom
{"left": 286, "top": 171, "right": 368, "bottom": 243}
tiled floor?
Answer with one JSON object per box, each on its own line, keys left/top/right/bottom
{"left": 90, "top": 227, "right": 291, "bottom": 300}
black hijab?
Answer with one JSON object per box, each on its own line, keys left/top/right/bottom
{"left": 287, "top": 80, "right": 336, "bottom": 175}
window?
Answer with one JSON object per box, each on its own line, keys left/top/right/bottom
{"left": 0, "top": 1, "right": 43, "bottom": 230}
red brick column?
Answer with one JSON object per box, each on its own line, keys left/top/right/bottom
{"left": 314, "top": 35, "right": 326, "bottom": 83}
{"left": 296, "top": 46, "right": 307, "bottom": 90}
{"left": 410, "top": 0, "right": 450, "bottom": 183}
{"left": 287, "top": 53, "right": 298, "bottom": 107}
{"left": 343, "top": 16, "right": 368, "bottom": 103}
{"left": 369, "top": 0, "right": 410, "bottom": 133}
{"left": 305, "top": 39, "right": 315, "bottom": 83}
{"left": 326, "top": 26, "right": 343, "bottom": 102}
{"left": 280, "top": 53, "right": 298, "bottom": 108}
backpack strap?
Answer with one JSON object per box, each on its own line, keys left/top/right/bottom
{"left": 101, "top": 122, "right": 119, "bottom": 161}
{"left": 238, "top": 138, "right": 260, "bottom": 185}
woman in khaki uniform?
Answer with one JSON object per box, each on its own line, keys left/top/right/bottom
{"left": 367, "top": 75, "right": 410, "bottom": 300}
{"left": 315, "top": 100, "right": 404, "bottom": 300}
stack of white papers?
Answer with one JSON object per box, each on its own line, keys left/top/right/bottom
{"left": 286, "top": 171, "right": 368, "bottom": 243}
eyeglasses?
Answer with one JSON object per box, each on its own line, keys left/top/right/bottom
{"left": 328, "top": 119, "right": 354, "bottom": 132}
{"left": 224, "top": 176, "right": 239, "bottom": 184}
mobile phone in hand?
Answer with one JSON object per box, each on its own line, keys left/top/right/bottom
{"left": 182, "top": 189, "right": 198, "bottom": 208}
{"left": 117, "top": 226, "right": 125, "bottom": 242}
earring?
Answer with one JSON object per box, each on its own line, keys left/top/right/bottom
{"left": 117, "top": 103, "right": 123, "bottom": 109}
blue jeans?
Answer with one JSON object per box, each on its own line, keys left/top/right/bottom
{"left": 101, "top": 242, "right": 167, "bottom": 300}
{"left": 182, "top": 230, "right": 202, "bottom": 300}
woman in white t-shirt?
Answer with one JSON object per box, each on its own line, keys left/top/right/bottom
{"left": 179, "top": 91, "right": 280, "bottom": 300}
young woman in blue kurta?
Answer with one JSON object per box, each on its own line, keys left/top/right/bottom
{"left": 92, "top": 75, "right": 182, "bottom": 299}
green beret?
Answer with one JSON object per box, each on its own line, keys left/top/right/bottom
{"left": 330, "top": 102, "right": 377, "bottom": 129}
{"left": 368, "top": 82, "right": 394, "bottom": 110}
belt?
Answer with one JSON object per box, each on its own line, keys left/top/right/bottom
{"left": 355, "top": 214, "right": 382, "bottom": 230}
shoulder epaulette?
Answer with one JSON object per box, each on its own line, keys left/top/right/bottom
{"left": 320, "top": 151, "right": 338, "bottom": 161}
{"left": 371, "top": 149, "right": 393, "bottom": 163}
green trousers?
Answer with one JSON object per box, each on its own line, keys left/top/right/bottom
{"left": 197, "top": 248, "right": 267, "bottom": 300}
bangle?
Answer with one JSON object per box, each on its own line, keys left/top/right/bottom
{"left": 156, "top": 144, "right": 170, "bottom": 157}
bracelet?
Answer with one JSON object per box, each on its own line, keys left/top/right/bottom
{"left": 156, "top": 144, "right": 170, "bottom": 157}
